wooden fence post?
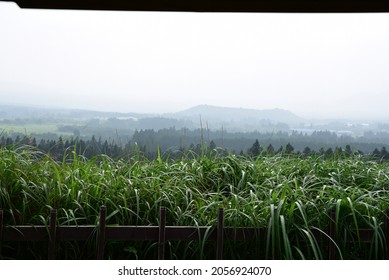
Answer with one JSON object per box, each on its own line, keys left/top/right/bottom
{"left": 97, "top": 206, "right": 106, "bottom": 260}
{"left": 48, "top": 209, "right": 57, "bottom": 260}
{"left": 385, "top": 210, "right": 389, "bottom": 259}
{"left": 328, "top": 210, "right": 336, "bottom": 260}
{"left": 0, "top": 209, "right": 3, "bottom": 259}
{"left": 216, "top": 208, "right": 224, "bottom": 260}
{"left": 158, "top": 207, "right": 166, "bottom": 260}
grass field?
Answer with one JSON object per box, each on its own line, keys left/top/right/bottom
{"left": 0, "top": 146, "right": 389, "bottom": 259}
{"left": 0, "top": 123, "right": 73, "bottom": 136}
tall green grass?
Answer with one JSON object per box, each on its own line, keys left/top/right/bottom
{"left": 1, "top": 146, "right": 389, "bottom": 259}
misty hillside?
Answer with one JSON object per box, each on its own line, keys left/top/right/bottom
{"left": 0, "top": 104, "right": 304, "bottom": 133}
{"left": 0, "top": 103, "right": 303, "bottom": 124}
{"left": 0, "top": 104, "right": 153, "bottom": 120}
{"left": 169, "top": 105, "right": 304, "bottom": 126}
{"left": 0, "top": 103, "right": 308, "bottom": 132}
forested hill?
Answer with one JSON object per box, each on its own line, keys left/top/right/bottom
{"left": 166, "top": 105, "right": 303, "bottom": 130}
{"left": 0, "top": 104, "right": 302, "bottom": 132}
{"left": 171, "top": 105, "right": 303, "bottom": 124}
{"left": 0, "top": 104, "right": 152, "bottom": 120}
{"left": 3, "top": 103, "right": 389, "bottom": 158}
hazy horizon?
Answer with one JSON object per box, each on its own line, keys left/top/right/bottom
{"left": 1, "top": 2, "right": 389, "bottom": 120}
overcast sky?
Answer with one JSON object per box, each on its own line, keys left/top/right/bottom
{"left": 1, "top": 2, "right": 389, "bottom": 120}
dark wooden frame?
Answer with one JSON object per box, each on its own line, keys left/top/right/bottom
{"left": 1, "top": 207, "right": 388, "bottom": 260}
{"left": 1, "top": 0, "right": 389, "bottom": 12}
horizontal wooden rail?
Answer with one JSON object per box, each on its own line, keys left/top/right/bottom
{"left": 0, "top": 207, "right": 388, "bottom": 259}
{"left": 3, "top": 0, "right": 389, "bottom": 13}
{"left": 1, "top": 225, "right": 267, "bottom": 242}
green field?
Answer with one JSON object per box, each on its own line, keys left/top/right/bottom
{"left": 0, "top": 123, "right": 73, "bottom": 136}
{"left": 1, "top": 146, "right": 389, "bottom": 259}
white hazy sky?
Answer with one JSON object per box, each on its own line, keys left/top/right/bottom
{"left": 1, "top": 2, "right": 389, "bottom": 120}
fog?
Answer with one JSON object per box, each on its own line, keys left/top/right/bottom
{"left": 1, "top": 2, "right": 389, "bottom": 120}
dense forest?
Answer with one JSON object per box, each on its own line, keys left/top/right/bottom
{"left": 2, "top": 127, "right": 389, "bottom": 161}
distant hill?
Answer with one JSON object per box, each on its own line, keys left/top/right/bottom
{"left": 169, "top": 104, "right": 304, "bottom": 126}
{"left": 0, "top": 103, "right": 304, "bottom": 132}
{"left": 0, "top": 104, "right": 153, "bottom": 120}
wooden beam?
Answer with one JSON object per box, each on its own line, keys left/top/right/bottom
{"left": 3, "top": 0, "right": 389, "bottom": 13}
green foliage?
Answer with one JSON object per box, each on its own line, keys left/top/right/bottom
{"left": 0, "top": 146, "right": 389, "bottom": 259}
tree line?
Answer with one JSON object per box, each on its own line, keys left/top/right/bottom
{"left": 2, "top": 128, "right": 389, "bottom": 161}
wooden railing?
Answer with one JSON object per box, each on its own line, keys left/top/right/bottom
{"left": 0, "top": 207, "right": 388, "bottom": 260}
